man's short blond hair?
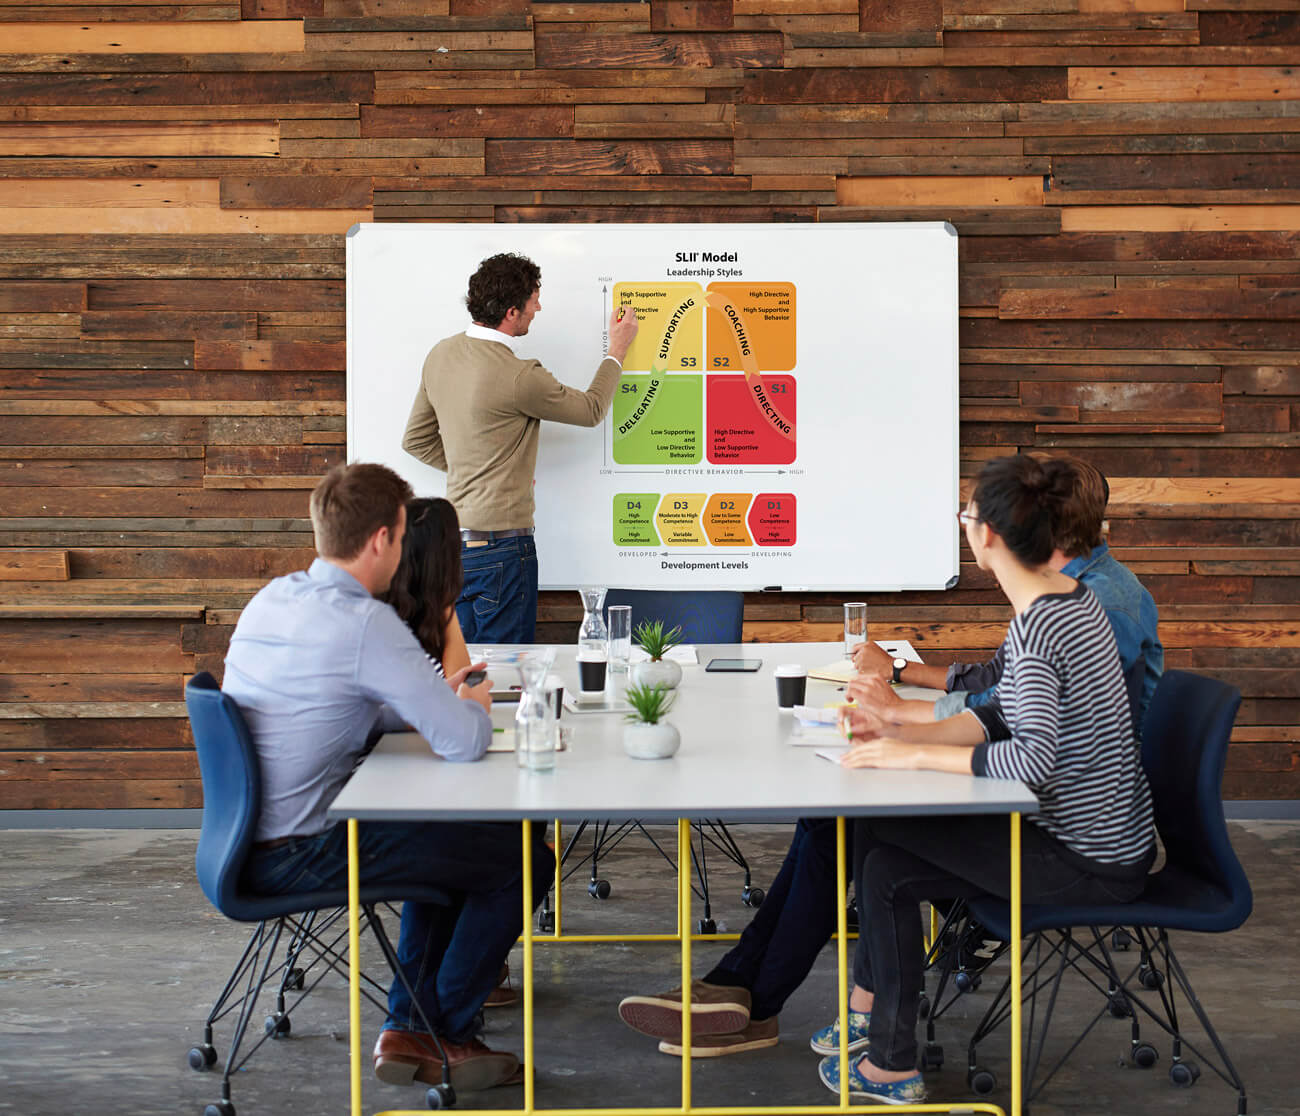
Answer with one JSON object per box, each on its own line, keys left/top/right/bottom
{"left": 309, "top": 463, "right": 413, "bottom": 561}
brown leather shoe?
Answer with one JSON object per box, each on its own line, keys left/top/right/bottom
{"left": 618, "top": 980, "right": 751, "bottom": 1039}
{"left": 484, "top": 961, "right": 517, "bottom": 1008}
{"left": 372, "top": 1028, "right": 519, "bottom": 1092}
{"left": 658, "top": 1015, "right": 779, "bottom": 1057}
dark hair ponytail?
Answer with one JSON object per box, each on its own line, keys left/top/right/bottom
{"left": 381, "top": 497, "right": 463, "bottom": 665}
{"left": 971, "top": 455, "right": 1073, "bottom": 566}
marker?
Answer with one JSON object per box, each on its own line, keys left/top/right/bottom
{"left": 616, "top": 307, "right": 626, "bottom": 320}
{"left": 492, "top": 727, "right": 506, "bottom": 734}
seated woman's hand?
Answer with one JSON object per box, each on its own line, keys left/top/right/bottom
{"left": 446, "top": 661, "right": 488, "bottom": 690}
{"left": 846, "top": 674, "right": 903, "bottom": 720}
{"left": 840, "top": 737, "right": 914, "bottom": 770}
{"left": 839, "top": 703, "right": 885, "bottom": 741}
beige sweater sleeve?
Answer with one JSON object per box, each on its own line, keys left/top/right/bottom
{"left": 512, "top": 357, "right": 622, "bottom": 428}
{"left": 401, "top": 380, "right": 448, "bottom": 471}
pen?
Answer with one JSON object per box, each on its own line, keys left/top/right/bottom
{"left": 493, "top": 727, "right": 506, "bottom": 734}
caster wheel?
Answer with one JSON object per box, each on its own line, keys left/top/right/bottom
{"left": 425, "top": 1083, "right": 457, "bottom": 1109}
{"left": 264, "top": 1012, "right": 290, "bottom": 1038}
{"left": 917, "top": 995, "right": 932, "bottom": 1021}
{"left": 537, "top": 909, "right": 555, "bottom": 933}
{"left": 1139, "top": 965, "right": 1164, "bottom": 990}
{"left": 204, "top": 1102, "right": 235, "bottom": 1116}
{"left": 1112, "top": 929, "right": 1133, "bottom": 951}
{"left": 698, "top": 918, "right": 717, "bottom": 935}
{"left": 968, "top": 1067, "right": 996, "bottom": 1095}
{"left": 1169, "top": 1060, "right": 1200, "bottom": 1087}
{"left": 742, "top": 886, "right": 765, "bottom": 908}
{"left": 1107, "top": 993, "right": 1131, "bottom": 1019}
{"left": 286, "top": 967, "right": 305, "bottom": 991}
{"left": 920, "top": 1043, "right": 944, "bottom": 1071}
{"left": 188, "top": 1044, "right": 218, "bottom": 1071}
{"left": 954, "top": 970, "right": 982, "bottom": 994}
{"left": 1131, "top": 1042, "right": 1159, "bottom": 1069}
{"left": 588, "top": 879, "right": 611, "bottom": 900}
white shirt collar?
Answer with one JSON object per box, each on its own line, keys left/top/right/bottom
{"left": 465, "top": 322, "right": 519, "bottom": 353}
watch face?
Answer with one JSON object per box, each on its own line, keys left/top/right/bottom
{"left": 893, "top": 658, "right": 907, "bottom": 671}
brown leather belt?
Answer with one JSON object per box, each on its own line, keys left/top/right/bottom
{"left": 253, "top": 836, "right": 295, "bottom": 851}
{"left": 461, "top": 527, "right": 534, "bottom": 549}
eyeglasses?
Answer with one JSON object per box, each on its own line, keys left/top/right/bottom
{"left": 956, "top": 511, "right": 980, "bottom": 527}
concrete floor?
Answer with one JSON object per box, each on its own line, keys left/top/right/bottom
{"left": 0, "top": 821, "right": 1296, "bottom": 1116}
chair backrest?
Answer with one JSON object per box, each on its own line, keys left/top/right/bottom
{"left": 1123, "top": 653, "right": 1145, "bottom": 738}
{"left": 1140, "top": 669, "right": 1252, "bottom": 925}
{"left": 187, "top": 671, "right": 262, "bottom": 917}
{"left": 604, "top": 589, "right": 744, "bottom": 644}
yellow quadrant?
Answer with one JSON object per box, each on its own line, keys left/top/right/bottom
{"left": 614, "top": 281, "right": 704, "bottom": 372}
{"left": 656, "top": 493, "right": 707, "bottom": 546}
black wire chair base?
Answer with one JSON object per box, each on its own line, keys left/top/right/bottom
{"left": 961, "top": 924, "right": 1247, "bottom": 1114}
{"left": 188, "top": 902, "right": 456, "bottom": 1114}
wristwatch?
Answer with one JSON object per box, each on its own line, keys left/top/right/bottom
{"left": 891, "top": 657, "right": 907, "bottom": 685}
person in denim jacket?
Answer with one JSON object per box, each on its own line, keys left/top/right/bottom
{"left": 854, "top": 456, "right": 1163, "bottom": 736}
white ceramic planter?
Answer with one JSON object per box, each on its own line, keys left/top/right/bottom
{"left": 630, "top": 658, "right": 683, "bottom": 690}
{"left": 623, "top": 721, "right": 680, "bottom": 760}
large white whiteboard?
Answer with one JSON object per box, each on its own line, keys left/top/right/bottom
{"left": 347, "top": 223, "right": 959, "bottom": 592}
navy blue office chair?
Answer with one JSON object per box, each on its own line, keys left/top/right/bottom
{"left": 542, "top": 590, "right": 760, "bottom": 934}
{"left": 957, "top": 670, "right": 1250, "bottom": 1112}
{"left": 185, "top": 672, "right": 458, "bottom": 1116}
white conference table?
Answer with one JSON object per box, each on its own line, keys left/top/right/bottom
{"left": 328, "top": 642, "right": 1038, "bottom": 1116}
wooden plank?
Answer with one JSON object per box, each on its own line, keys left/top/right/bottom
{"left": 219, "top": 175, "right": 372, "bottom": 209}
{"left": 650, "top": 0, "right": 733, "bottom": 30}
{"left": 1054, "top": 153, "right": 1300, "bottom": 191}
{"left": 0, "top": 282, "right": 84, "bottom": 312}
{"left": 0, "top": 5, "right": 241, "bottom": 18}
{"left": 0, "top": 779, "right": 200, "bottom": 809}
{"left": 0, "top": 103, "right": 358, "bottom": 122}
{"left": 0, "top": 458, "right": 204, "bottom": 487}
{"left": 194, "top": 339, "right": 345, "bottom": 369}
{"left": 205, "top": 445, "right": 340, "bottom": 474}
{"left": 0, "top": 122, "right": 278, "bottom": 157}
{"left": 0, "top": 676, "right": 185, "bottom": 702}
{"left": 963, "top": 318, "right": 1300, "bottom": 351}
{"left": 361, "top": 105, "right": 574, "bottom": 139}
{"left": 0, "top": 488, "right": 310, "bottom": 518}
{"left": 80, "top": 311, "right": 257, "bottom": 340}
{"left": 0, "top": 550, "right": 68, "bottom": 581}
{"left": 1021, "top": 382, "right": 1222, "bottom": 423}
{"left": 0, "top": 209, "right": 372, "bottom": 236}
{"left": 0, "top": 72, "right": 372, "bottom": 106}
{"left": 1060, "top": 207, "right": 1300, "bottom": 232}
{"left": 534, "top": 31, "right": 782, "bottom": 68}
{"left": 744, "top": 67, "right": 1067, "bottom": 103}
{"left": 67, "top": 547, "right": 316, "bottom": 579}
{"left": 1223, "top": 366, "right": 1300, "bottom": 394}
{"left": 837, "top": 175, "right": 1043, "bottom": 207}
{"left": 821, "top": 205, "right": 1061, "bottom": 235}
{"left": 861, "top": 0, "right": 940, "bottom": 32}
{"left": 0, "top": 179, "right": 219, "bottom": 208}
{"left": 0, "top": 20, "right": 304, "bottom": 52}
{"left": 1199, "top": 12, "right": 1300, "bottom": 46}
{"left": 486, "top": 139, "right": 732, "bottom": 175}
{"left": 1070, "top": 66, "right": 1300, "bottom": 101}
{"left": 87, "top": 279, "right": 342, "bottom": 312}
{"left": 495, "top": 204, "right": 817, "bottom": 222}
{"left": 1001, "top": 288, "right": 1300, "bottom": 320}
{"left": 0, "top": 370, "right": 343, "bottom": 401}
{"left": 0, "top": 748, "right": 197, "bottom": 779}
{"left": 0, "top": 621, "right": 193, "bottom": 674}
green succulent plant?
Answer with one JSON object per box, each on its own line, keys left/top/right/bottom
{"left": 624, "top": 682, "right": 675, "bottom": 725}
{"left": 632, "top": 618, "right": 684, "bottom": 662}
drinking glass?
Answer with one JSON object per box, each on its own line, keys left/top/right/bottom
{"left": 843, "top": 601, "right": 868, "bottom": 660}
{"left": 607, "top": 604, "right": 632, "bottom": 674}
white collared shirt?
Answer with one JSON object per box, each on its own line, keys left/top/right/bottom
{"left": 465, "top": 322, "right": 519, "bottom": 353}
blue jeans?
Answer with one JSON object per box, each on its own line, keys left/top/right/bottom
{"left": 457, "top": 536, "right": 538, "bottom": 644}
{"left": 243, "top": 819, "right": 553, "bottom": 1042}
{"left": 704, "top": 818, "right": 841, "bottom": 1020}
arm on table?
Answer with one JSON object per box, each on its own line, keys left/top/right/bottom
{"left": 840, "top": 708, "right": 984, "bottom": 773}
{"left": 851, "top": 640, "right": 950, "bottom": 691}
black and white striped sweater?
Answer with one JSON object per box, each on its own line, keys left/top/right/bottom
{"left": 970, "top": 582, "right": 1155, "bottom": 870}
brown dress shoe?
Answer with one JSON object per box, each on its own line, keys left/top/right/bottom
{"left": 372, "top": 1028, "right": 519, "bottom": 1092}
{"left": 484, "top": 961, "right": 517, "bottom": 1008}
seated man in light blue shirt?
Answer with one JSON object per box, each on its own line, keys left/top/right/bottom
{"left": 224, "top": 462, "right": 552, "bottom": 1094}
{"left": 854, "top": 455, "right": 1163, "bottom": 735}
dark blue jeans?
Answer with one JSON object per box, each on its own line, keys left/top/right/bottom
{"left": 851, "top": 815, "right": 1149, "bottom": 1072}
{"left": 704, "top": 818, "right": 841, "bottom": 1020}
{"left": 243, "top": 819, "right": 553, "bottom": 1042}
{"left": 457, "top": 535, "right": 538, "bottom": 644}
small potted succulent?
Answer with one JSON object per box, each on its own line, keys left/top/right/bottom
{"left": 622, "top": 682, "right": 680, "bottom": 760}
{"left": 629, "top": 619, "right": 684, "bottom": 690}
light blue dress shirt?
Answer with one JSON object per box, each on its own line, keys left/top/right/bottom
{"left": 223, "top": 558, "right": 492, "bottom": 841}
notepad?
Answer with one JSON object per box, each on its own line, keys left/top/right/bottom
{"left": 808, "top": 640, "right": 923, "bottom": 684}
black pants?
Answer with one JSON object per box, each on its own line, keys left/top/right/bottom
{"left": 851, "top": 816, "right": 1148, "bottom": 1072}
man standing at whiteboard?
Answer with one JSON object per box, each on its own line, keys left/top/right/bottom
{"left": 403, "top": 252, "right": 639, "bottom": 643}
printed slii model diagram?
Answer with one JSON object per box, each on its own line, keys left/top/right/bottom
{"left": 610, "top": 272, "right": 796, "bottom": 550}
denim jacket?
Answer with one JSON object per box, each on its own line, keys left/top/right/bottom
{"left": 935, "top": 542, "right": 1164, "bottom": 730}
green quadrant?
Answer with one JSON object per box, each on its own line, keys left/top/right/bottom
{"left": 613, "top": 493, "right": 661, "bottom": 546}
{"left": 612, "top": 374, "right": 703, "bottom": 465}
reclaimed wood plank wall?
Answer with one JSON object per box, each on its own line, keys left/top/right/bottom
{"left": 1, "top": 0, "right": 1297, "bottom": 809}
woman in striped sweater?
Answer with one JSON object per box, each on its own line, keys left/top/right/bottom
{"left": 820, "top": 453, "right": 1156, "bottom": 1106}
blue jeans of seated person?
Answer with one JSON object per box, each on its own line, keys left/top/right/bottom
{"left": 851, "top": 815, "right": 1150, "bottom": 1073}
{"left": 244, "top": 819, "right": 553, "bottom": 1042}
{"left": 703, "top": 817, "right": 841, "bottom": 1021}
{"left": 457, "top": 535, "right": 538, "bottom": 644}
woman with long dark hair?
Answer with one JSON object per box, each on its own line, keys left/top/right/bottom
{"left": 820, "top": 453, "right": 1155, "bottom": 1104}
{"left": 382, "top": 497, "right": 471, "bottom": 679}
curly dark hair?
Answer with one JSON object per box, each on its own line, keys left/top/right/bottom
{"left": 971, "top": 454, "right": 1076, "bottom": 567}
{"left": 381, "top": 497, "right": 463, "bottom": 666}
{"left": 466, "top": 252, "right": 541, "bottom": 327}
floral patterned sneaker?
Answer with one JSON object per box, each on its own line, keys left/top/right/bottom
{"left": 817, "top": 1053, "right": 927, "bottom": 1105}
{"left": 809, "top": 1010, "right": 870, "bottom": 1055}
